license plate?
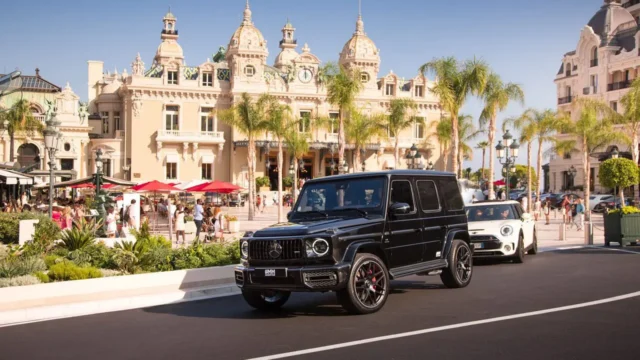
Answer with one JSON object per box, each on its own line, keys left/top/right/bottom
{"left": 473, "top": 243, "right": 484, "bottom": 249}
{"left": 254, "top": 268, "right": 287, "bottom": 278}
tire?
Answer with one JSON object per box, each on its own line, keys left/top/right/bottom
{"left": 241, "top": 289, "right": 290, "bottom": 311}
{"left": 440, "top": 240, "right": 473, "bottom": 289}
{"left": 336, "top": 253, "right": 390, "bottom": 315}
{"left": 527, "top": 228, "right": 538, "bottom": 255}
{"left": 513, "top": 234, "right": 525, "bottom": 264}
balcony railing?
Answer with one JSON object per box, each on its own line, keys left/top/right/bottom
{"left": 279, "top": 39, "right": 297, "bottom": 46}
{"left": 34, "top": 114, "right": 46, "bottom": 122}
{"left": 558, "top": 96, "right": 573, "bottom": 105}
{"left": 590, "top": 59, "right": 598, "bottom": 67}
{"left": 607, "top": 81, "right": 631, "bottom": 91}
{"left": 161, "top": 29, "right": 178, "bottom": 35}
{"left": 157, "top": 129, "right": 224, "bottom": 142}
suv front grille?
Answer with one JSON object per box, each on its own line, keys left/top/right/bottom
{"left": 249, "top": 239, "right": 304, "bottom": 261}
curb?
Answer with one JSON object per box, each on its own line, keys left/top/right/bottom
{"left": 0, "top": 281, "right": 240, "bottom": 328}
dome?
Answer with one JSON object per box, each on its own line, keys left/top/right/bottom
{"left": 587, "top": 1, "right": 635, "bottom": 37}
{"left": 339, "top": 16, "right": 379, "bottom": 65}
{"left": 102, "top": 79, "right": 122, "bottom": 95}
{"left": 227, "top": 2, "right": 267, "bottom": 55}
{"left": 275, "top": 48, "right": 299, "bottom": 68}
{"left": 156, "top": 41, "right": 184, "bottom": 60}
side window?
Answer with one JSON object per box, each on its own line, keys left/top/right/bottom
{"left": 416, "top": 180, "right": 441, "bottom": 212}
{"left": 439, "top": 179, "right": 464, "bottom": 211}
{"left": 514, "top": 204, "right": 524, "bottom": 217}
{"left": 390, "top": 180, "right": 415, "bottom": 213}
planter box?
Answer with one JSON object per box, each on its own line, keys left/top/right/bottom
{"left": 603, "top": 212, "right": 640, "bottom": 247}
{"left": 259, "top": 186, "right": 271, "bottom": 193}
{"left": 227, "top": 220, "right": 240, "bottom": 233}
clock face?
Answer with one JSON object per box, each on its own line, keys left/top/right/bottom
{"left": 299, "top": 68, "right": 313, "bottom": 83}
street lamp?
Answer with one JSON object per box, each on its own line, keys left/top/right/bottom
{"left": 341, "top": 160, "right": 348, "bottom": 174}
{"left": 405, "top": 144, "right": 422, "bottom": 169}
{"left": 567, "top": 164, "right": 577, "bottom": 191}
{"left": 496, "top": 130, "right": 520, "bottom": 198}
{"left": 93, "top": 148, "right": 107, "bottom": 227}
{"left": 359, "top": 148, "right": 366, "bottom": 172}
{"left": 426, "top": 161, "right": 434, "bottom": 170}
{"left": 611, "top": 148, "right": 619, "bottom": 159}
{"left": 329, "top": 143, "right": 337, "bottom": 175}
{"left": 43, "top": 114, "right": 60, "bottom": 218}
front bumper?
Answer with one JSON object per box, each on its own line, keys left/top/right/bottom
{"left": 470, "top": 234, "right": 518, "bottom": 257}
{"left": 235, "top": 263, "right": 351, "bottom": 292}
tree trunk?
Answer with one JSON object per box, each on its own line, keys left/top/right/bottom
{"left": 355, "top": 147, "right": 361, "bottom": 172}
{"left": 527, "top": 141, "right": 532, "bottom": 213}
{"left": 583, "top": 139, "right": 591, "bottom": 221}
{"left": 487, "top": 112, "right": 496, "bottom": 200}
{"left": 632, "top": 129, "right": 638, "bottom": 200}
{"left": 442, "top": 148, "right": 449, "bottom": 171}
{"left": 9, "top": 130, "right": 14, "bottom": 162}
{"left": 451, "top": 114, "right": 460, "bottom": 177}
{"left": 277, "top": 140, "right": 283, "bottom": 223}
{"left": 247, "top": 138, "right": 255, "bottom": 221}
{"left": 536, "top": 139, "right": 543, "bottom": 200}
{"left": 394, "top": 137, "right": 399, "bottom": 170}
{"left": 292, "top": 159, "right": 299, "bottom": 205}
{"left": 338, "top": 108, "right": 345, "bottom": 174}
{"left": 481, "top": 149, "right": 485, "bottom": 179}
{"left": 457, "top": 147, "right": 463, "bottom": 178}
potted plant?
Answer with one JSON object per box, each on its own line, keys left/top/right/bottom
{"left": 256, "top": 176, "right": 271, "bottom": 193}
{"left": 600, "top": 158, "right": 640, "bottom": 247}
{"left": 225, "top": 214, "right": 240, "bottom": 233}
{"left": 283, "top": 176, "right": 293, "bottom": 192}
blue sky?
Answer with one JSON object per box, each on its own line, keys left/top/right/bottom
{"left": 0, "top": 0, "right": 604, "bottom": 175}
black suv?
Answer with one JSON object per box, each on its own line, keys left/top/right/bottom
{"left": 235, "top": 170, "right": 472, "bottom": 314}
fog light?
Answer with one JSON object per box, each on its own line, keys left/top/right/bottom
{"left": 504, "top": 245, "right": 512, "bottom": 252}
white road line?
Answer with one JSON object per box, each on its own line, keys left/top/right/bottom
{"left": 247, "top": 291, "right": 640, "bottom": 360}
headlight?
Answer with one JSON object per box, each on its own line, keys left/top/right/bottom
{"left": 241, "top": 241, "right": 249, "bottom": 258}
{"left": 500, "top": 225, "right": 514, "bottom": 237}
{"left": 305, "top": 238, "right": 330, "bottom": 257}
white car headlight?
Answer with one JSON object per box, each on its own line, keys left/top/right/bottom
{"left": 500, "top": 225, "right": 514, "bottom": 237}
{"left": 305, "top": 238, "right": 330, "bottom": 257}
{"left": 241, "top": 241, "right": 249, "bottom": 258}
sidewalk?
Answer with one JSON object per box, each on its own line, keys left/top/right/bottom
{"left": 536, "top": 212, "right": 605, "bottom": 250}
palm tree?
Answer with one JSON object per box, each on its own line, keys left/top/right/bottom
{"left": 217, "top": 93, "right": 268, "bottom": 221}
{"left": 558, "top": 98, "right": 628, "bottom": 215}
{"left": 619, "top": 78, "right": 640, "bottom": 165}
{"left": 505, "top": 113, "right": 537, "bottom": 212}
{"left": 1, "top": 99, "right": 42, "bottom": 162}
{"left": 456, "top": 114, "right": 483, "bottom": 176}
{"left": 479, "top": 73, "right": 525, "bottom": 200}
{"left": 419, "top": 57, "right": 489, "bottom": 177}
{"left": 346, "top": 111, "right": 386, "bottom": 172}
{"left": 475, "top": 141, "right": 489, "bottom": 181}
{"left": 286, "top": 130, "right": 309, "bottom": 204}
{"left": 258, "top": 94, "right": 294, "bottom": 223}
{"left": 384, "top": 99, "right": 420, "bottom": 169}
{"left": 322, "top": 62, "right": 364, "bottom": 173}
{"left": 433, "top": 119, "right": 452, "bottom": 171}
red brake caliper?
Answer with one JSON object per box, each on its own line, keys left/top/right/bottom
{"left": 370, "top": 267, "right": 376, "bottom": 291}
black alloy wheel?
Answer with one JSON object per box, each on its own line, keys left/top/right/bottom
{"left": 441, "top": 240, "right": 473, "bottom": 288}
{"left": 337, "top": 253, "right": 390, "bottom": 315}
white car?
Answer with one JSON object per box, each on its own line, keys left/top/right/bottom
{"left": 465, "top": 200, "right": 538, "bottom": 263}
{"left": 588, "top": 194, "right": 614, "bottom": 211}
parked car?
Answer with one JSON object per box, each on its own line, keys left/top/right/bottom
{"left": 465, "top": 200, "right": 537, "bottom": 263}
{"left": 592, "top": 197, "right": 631, "bottom": 213}
{"left": 589, "top": 195, "right": 614, "bottom": 211}
{"left": 235, "top": 170, "right": 472, "bottom": 315}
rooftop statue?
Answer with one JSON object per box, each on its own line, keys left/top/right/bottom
{"left": 213, "top": 46, "right": 226, "bottom": 63}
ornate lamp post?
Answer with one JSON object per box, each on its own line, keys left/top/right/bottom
{"left": 496, "top": 130, "right": 520, "bottom": 198}
{"left": 359, "top": 148, "right": 366, "bottom": 172}
{"left": 405, "top": 144, "right": 423, "bottom": 169}
{"left": 329, "top": 143, "right": 337, "bottom": 175}
{"left": 93, "top": 148, "right": 106, "bottom": 226}
{"left": 567, "top": 165, "right": 577, "bottom": 191}
{"left": 341, "top": 160, "right": 349, "bottom": 174}
{"left": 43, "top": 114, "right": 60, "bottom": 218}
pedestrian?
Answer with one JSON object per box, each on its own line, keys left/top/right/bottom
{"left": 105, "top": 206, "right": 117, "bottom": 238}
{"left": 543, "top": 200, "right": 551, "bottom": 225}
{"left": 533, "top": 197, "right": 541, "bottom": 221}
{"left": 213, "top": 206, "right": 225, "bottom": 242}
{"left": 174, "top": 204, "right": 186, "bottom": 245}
{"left": 256, "top": 195, "right": 262, "bottom": 211}
{"left": 574, "top": 198, "right": 585, "bottom": 231}
{"left": 471, "top": 194, "right": 477, "bottom": 203}
{"left": 62, "top": 206, "right": 73, "bottom": 230}
{"left": 193, "top": 199, "right": 204, "bottom": 240}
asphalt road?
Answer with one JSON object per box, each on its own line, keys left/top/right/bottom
{"left": 1, "top": 246, "right": 639, "bottom": 360}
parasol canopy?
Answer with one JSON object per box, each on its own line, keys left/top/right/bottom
{"left": 185, "top": 180, "right": 243, "bottom": 193}
{"left": 131, "top": 180, "right": 180, "bottom": 192}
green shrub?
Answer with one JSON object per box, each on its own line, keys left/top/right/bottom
{"left": 32, "top": 215, "right": 61, "bottom": 249}
{"left": 0, "top": 213, "right": 60, "bottom": 246}
{"left": 256, "top": 176, "right": 271, "bottom": 188}
{"left": 65, "top": 243, "right": 115, "bottom": 269}
{"left": 608, "top": 205, "right": 640, "bottom": 215}
{"left": 139, "top": 247, "right": 173, "bottom": 272}
{"left": 0, "top": 275, "right": 42, "bottom": 288}
{"left": 0, "top": 244, "right": 8, "bottom": 261}
{"left": 59, "top": 228, "right": 96, "bottom": 251}
{"left": 111, "top": 248, "right": 138, "bottom": 274}
{"left": 32, "top": 271, "right": 50, "bottom": 283}
{"left": 0, "top": 257, "right": 46, "bottom": 278}
{"left": 47, "top": 261, "right": 102, "bottom": 281}
{"left": 44, "top": 255, "right": 63, "bottom": 268}
{"left": 51, "top": 247, "right": 70, "bottom": 257}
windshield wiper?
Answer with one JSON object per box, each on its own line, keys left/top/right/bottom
{"left": 299, "top": 210, "right": 328, "bottom": 219}
{"left": 332, "top": 208, "right": 369, "bottom": 217}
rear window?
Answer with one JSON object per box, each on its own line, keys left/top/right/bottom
{"left": 416, "top": 180, "right": 440, "bottom": 212}
{"left": 439, "top": 178, "right": 464, "bottom": 211}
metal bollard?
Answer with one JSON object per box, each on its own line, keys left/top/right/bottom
{"left": 584, "top": 221, "right": 594, "bottom": 245}
{"left": 559, "top": 222, "right": 566, "bottom": 241}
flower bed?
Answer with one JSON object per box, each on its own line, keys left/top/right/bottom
{"left": 0, "top": 219, "right": 240, "bottom": 288}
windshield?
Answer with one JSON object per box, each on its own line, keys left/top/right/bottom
{"left": 466, "top": 204, "right": 516, "bottom": 222}
{"left": 293, "top": 177, "right": 387, "bottom": 218}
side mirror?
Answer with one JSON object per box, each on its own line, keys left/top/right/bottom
{"left": 390, "top": 202, "right": 411, "bottom": 216}
{"left": 286, "top": 211, "right": 292, "bottom": 221}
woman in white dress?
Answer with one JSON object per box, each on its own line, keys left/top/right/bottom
{"left": 174, "top": 204, "right": 186, "bottom": 245}
{"left": 213, "top": 207, "right": 224, "bottom": 242}
{"left": 105, "top": 206, "right": 117, "bottom": 238}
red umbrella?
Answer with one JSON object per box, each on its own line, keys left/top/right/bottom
{"left": 132, "top": 180, "right": 180, "bottom": 192}
{"left": 185, "top": 180, "right": 243, "bottom": 193}
{"left": 494, "top": 179, "right": 506, "bottom": 186}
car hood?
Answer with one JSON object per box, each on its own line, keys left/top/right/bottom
{"left": 468, "top": 220, "right": 519, "bottom": 234}
{"left": 251, "top": 217, "right": 377, "bottom": 237}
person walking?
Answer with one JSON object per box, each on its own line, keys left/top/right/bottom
{"left": 574, "top": 198, "right": 585, "bottom": 231}
{"left": 105, "top": 206, "right": 117, "bottom": 238}
{"left": 174, "top": 204, "right": 186, "bottom": 245}
{"left": 533, "top": 197, "right": 541, "bottom": 221}
{"left": 213, "top": 206, "right": 225, "bottom": 243}
{"left": 193, "top": 199, "right": 204, "bottom": 240}
{"left": 543, "top": 200, "right": 551, "bottom": 225}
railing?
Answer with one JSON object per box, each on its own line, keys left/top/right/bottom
{"left": 558, "top": 96, "right": 573, "bottom": 105}
{"left": 325, "top": 133, "right": 338, "bottom": 142}
{"left": 157, "top": 129, "right": 224, "bottom": 139}
{"left": 161, "top": 29, "right": 178, "bottom": 35}
{"left": 34, "top": 114, "right": 45, "bottom": 122}
{"left": 279, "top": 39, "right": 297, "bottom": 46}
{"left": 590, "top": 59, "right": 598, "bottom": 67}
{"left": 607, "top": 81, "right": 630, "bottom": 91}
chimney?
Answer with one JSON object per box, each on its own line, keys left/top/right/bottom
{"left": 35, "top": 68, "right": 40, "bottom": 78}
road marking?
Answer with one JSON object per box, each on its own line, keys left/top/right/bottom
{"left": 584, "top": 246, "right": 640, "bottom": 255}
{"left": 247, "top": 290, "right": 640, "bottom": 360}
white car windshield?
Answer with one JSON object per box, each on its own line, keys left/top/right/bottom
{"left": 466, "top": 204, "right": 516, "bottom": 222}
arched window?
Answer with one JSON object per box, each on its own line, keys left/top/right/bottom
{"left": 591, "top": 47, "right": 598, "bottom": 67}
{"left": 17, "top": 144, "right": 40, "bottom": 169}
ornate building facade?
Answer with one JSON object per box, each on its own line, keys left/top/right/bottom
{"left": 550, "top": 0, "right": 640, "bottom": 194}
{"left": 88, "top": 3, "right": 444, "bottom": 189}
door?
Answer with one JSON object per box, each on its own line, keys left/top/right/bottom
{"left": 416, "top": 179, "right": 445, "bottom": 261}
{"left": 515, "top": 203, "right": 534, "bottom": 247}
{"left": 386, "top": 179, "right": 424, "bottom": 268}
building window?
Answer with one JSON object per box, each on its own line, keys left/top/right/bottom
{"left": 202, "top": 163, "right": 212, "bottom": 180}
{"left": 103, "top": 159, "right": 111, "bottom": 177}
{"left": 590, "top": 47, "right": 598, "bottom": 67}
{"left": 168, "top": 71, "right": 178, "bottom": 85}
{"left": 414, "top": 118, "right": 425, "bottom": 139}
{"left": 244, "top": 65, "right": 255, "bottom": 77}
{"left": 329, "top": 112, "right": 339, "bottom": 134}
{"left": 590, "top": 75, "right": 598, "bottom": 93}
{"left": 299, "top": 111, "right": 311, "bottom": 133}
{"left": 563, "top": 152, "right": 571, "bottom": 160}
{"left": 361, "top": 73, "right": 370, "bottom": 83}
{"left": 385, "top": 84, "right": 395, "bottom": 96}
{"left": 100, "top": 111, "right": 109, "bottom": 134}
{"left": 166, "top": 162, "right": 177, "bottom": 179}
{"left": 201, "top": 108, "right": 214, "bottom": 133}
{"left": 60, "top": 159, "right": 74, "bottom": 171}
{"left": 64, "top": 143, "right": 71, "bottom": 151}
{"left": 415, "top": 85, "right": 424, "bottom": 97}
{"left": 114, "top": 111, "right": 121, "bottom": 131}
{"left": 202, "top": 72, "right": 213, "bottom": 86}
{"left": 610, "top": 101, "right": 618, "bottom": 112}
{"left": 165, "top": 106, "right": 179, "bottom": 131}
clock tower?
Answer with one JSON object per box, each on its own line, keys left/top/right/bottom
{"left": 274, "top": 19, "right": 299, "bottom": 72}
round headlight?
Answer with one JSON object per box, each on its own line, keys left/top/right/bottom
{"left": 241, "top": 241, "right": 249, "bottom": 258}
{"left": 312, "top": 239, "right": 330, "bottom": 257}
{"left": 500, "top": 225, "right": 514, "bottom": 236}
